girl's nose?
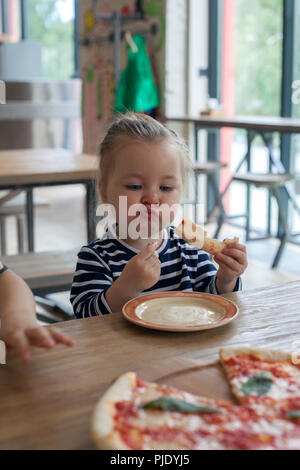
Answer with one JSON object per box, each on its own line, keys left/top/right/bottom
{"left": 141, "top": 193, "right": 160, "bottom": 206}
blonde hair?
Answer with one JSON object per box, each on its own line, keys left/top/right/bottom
{"left": 99, "top": 112, "right": 190, "bottom": 190}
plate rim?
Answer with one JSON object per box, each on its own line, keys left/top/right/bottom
{"left": 122, "top": 291, "right": 239, "bottom": 332}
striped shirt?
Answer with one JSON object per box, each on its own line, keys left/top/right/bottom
{"left": 70, "top": 226, "right": 241, "bottom": 318}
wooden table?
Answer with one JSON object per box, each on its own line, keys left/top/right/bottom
{"left": 167, "top": 115, "right": 300, "bottom": 134}
{"left": 0, "top": 281, "right": 299, "bottom": 450}
{"left": 0, "top": 148, "right": 99, "bottom": 250}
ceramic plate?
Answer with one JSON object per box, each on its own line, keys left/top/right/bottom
{"left": 122, "top": 291, "right": 239, "bottom": 332}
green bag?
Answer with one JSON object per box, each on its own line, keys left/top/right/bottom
{"left": 115, "top": 34, "right": 160, "bottom": 113}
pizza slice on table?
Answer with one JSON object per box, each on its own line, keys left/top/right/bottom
{"left": 220, "top": 346, "right": 300, "bottom": 421}
{"left": 91, "top": 372, "right": 240, "bottom": 450}
{"left": 91, "top": 348, "right": 300, "bottom": 450}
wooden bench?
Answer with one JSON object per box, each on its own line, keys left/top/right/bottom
{"left": 1, "top": 250, "right": 78, "bottom": 296}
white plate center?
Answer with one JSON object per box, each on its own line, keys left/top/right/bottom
{"left": 135, "top": 297, "right": 225, "bottom": 326}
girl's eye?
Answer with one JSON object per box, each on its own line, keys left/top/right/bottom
{"left": 126, "top": 185, "right": 141, "bottom": 191}
{"left": 160, "top": 186, "right": 173, "bottom": 192}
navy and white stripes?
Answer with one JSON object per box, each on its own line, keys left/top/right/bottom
{"left": 70, "top": 226, "right": 241, "bottom": 318}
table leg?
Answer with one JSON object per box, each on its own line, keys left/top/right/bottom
{"left": 271, "top": 186, "right": 289, "bottom": 268}
{"left": 221, "top": 130, "right": 256, "bottom": 198}
{"left": 194, "top": 126, "right": 199, "bottom": 222}
{"left": 26, "top": 189, "right": 34, "bottom": 252}
{"left": 261, "top": 132, "right": 276, "bottom": 237}
{"left": 0, "top": 217, "right": 6, "bottom": 254}
{"left": 194, "top": 172, "right": 199, "bottom": 223}
{"left": 245, "top": 130, "right": 254, "bottom": 241}
{"left": 86, "top": 180, "right": 96, "bottom": 243}
{"left": 210, "top": 173, "right": 226, "bottom": 238}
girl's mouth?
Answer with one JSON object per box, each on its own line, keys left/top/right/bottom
{"left": 146, "top": 206, "right": 159, "bottom": 221}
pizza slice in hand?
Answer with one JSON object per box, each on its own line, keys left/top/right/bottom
{"left": 175, "top": 219, "right": 239, "bottom": 255}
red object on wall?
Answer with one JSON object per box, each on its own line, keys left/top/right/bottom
{"left": 121, "top": 6, "right": 131, "bottom": 16}
{"left": 8, "top": 0, "right": 18, "bottom": 40}
{"left": 220, "top": 0, "right": 236, "bottom": 211}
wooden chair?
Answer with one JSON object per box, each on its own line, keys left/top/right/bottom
{"left": 232, "top": 172, "right": 293, "bottom": 268}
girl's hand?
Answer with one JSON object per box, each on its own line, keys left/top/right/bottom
{"left": 214, "top": 242, "right": 248, "bottom": 293}
{"left": 3, "top": 325, "right": 74, "bottom": 362}
{"left": 121, "top": 242, "right": 161, "bottom": 294}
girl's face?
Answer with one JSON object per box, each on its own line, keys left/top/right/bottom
{"left": 100, "top": 139, "right": 184, "bottom": 239}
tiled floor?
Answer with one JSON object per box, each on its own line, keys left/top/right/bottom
{"left": 2, "top": 185, "right": 299, "bottom": 313}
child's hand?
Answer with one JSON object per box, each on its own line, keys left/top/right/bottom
{"left": 214, "top": 242, "right": 247, "bottom": 294}
{"left": 2, "top": 325, "right": 74, "bottom": 362}
{"left": 121, "top": 242, "right": 161, "bottom": 294}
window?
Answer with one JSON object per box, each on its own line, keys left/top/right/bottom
{"left": 234, "top": 0, "right": 283, "bottom": 117}
{"left": 221, "top": 0, "right": 284, "bottom": 235}
{"left": 28, "top": 0, "right": 75, "bottom": 79}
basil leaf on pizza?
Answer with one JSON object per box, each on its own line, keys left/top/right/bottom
{"left": 286, "top": 410, "right": 300, "bottom": 419}
{"left": 242, "top": 372, "right": 273, "bottom": 396}
{"left": 143, "top": 396, "right": 221, "bottom": 413}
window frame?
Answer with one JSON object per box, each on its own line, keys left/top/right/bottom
{"left": 210, "top": 0, "right": 299, "bottom": 242}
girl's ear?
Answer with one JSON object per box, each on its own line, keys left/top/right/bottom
{"left": 98, "top": 180, "right": 106, "bottom": 203}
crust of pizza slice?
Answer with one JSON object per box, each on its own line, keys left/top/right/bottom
{"left": 202, "top": 237, "right": 239, "bottom": 255}
{"left": 175, "top": 219, "right": 239, "bottom": 254}
{"left": 91, "top": 372, "right": 136, "bottom": 450}
{"left": 220, "top": 346, "right": 292, "bottom": 364}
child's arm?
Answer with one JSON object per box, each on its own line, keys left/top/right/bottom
{"left": 0, "top": 268, "right": 36, "bottom": 328}
{"left": 0, "top": 269, "right": 74, "bottom": 362}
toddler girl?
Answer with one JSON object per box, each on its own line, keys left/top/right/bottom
{"left": 70, "top": 113, "right": 247, "bottom": 317}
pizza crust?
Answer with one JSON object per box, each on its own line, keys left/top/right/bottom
{"left": 202, "top": 237, "right": 239, "bottom": 255}
{"left": 220, "top": 346, "right": 292, "bottom": 364}
{"left": 91, "top": 372, "right": 136, "bottom": 450}
{"left": 175, "top": 219, "right": 239, "bottom": 254}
